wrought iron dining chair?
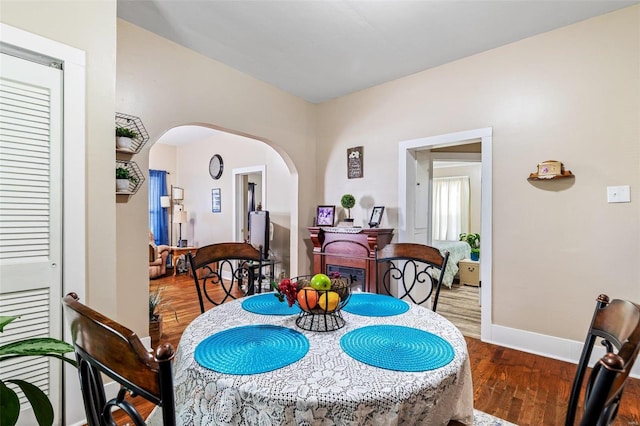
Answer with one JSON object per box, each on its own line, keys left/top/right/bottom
{"left": 566, "top": 294, "right": 640, "bottom": 426}
{"left": 375, "top": 243, "right": 450, "bottom": 311}
{"left": 62, "top": 292, "right": 176, "bottom": 426}
{"left": 187, "top": 242, "right": 263, "bottom": 313}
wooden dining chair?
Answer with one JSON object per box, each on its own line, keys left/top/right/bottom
{"left": 187, "top": 242, "right": 263, "bottom": 313}
{"left": 375, "top": 243, "right": 450, "bottom": 311}
{"left": 566, "top": 294, "right": 640, "bottom": 426}
{"left": 62, "top": 292, "right": 176, "bottom": 426}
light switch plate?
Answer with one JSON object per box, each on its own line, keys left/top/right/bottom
{"left": 607, "top": 185, "right": 630, "bottom": 203}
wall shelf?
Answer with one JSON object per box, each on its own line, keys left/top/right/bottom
{"left": 116, "top": 160, "right": 144, "bottom": 195}
{"left": 527, "top": 170, "right": 574, "bottom": 181}
{"left": 116, "top": 112, "right": 149, "bottom": 154}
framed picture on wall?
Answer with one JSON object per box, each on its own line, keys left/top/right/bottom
{"left": 369, "top": 206, "right": 385, "bottom": 228}
{"left": 211, "top": 188, "right": 221, "bottom": 213}
{"left": 316, "top": 205, "right": 335, "bottom": 226}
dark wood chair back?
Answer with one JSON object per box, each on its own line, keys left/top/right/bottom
{"left": 566, "top": 294, "right": 640, "bottom": 425}
{"left": 187, "top": 242, "right": 263, "bottom": 313}
{"left": 62, "top": 292, "right": 176, "bottom": 426}
{"left": 375, "top": 243, "right": 450, "bottom": 311}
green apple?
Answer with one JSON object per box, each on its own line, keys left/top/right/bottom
{"left": 310, "top": 273, "right": 331, "bottom": 291}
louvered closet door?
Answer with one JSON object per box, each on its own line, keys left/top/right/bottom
{"left": 0, "top": 52, "right": 63, "bottom": 424}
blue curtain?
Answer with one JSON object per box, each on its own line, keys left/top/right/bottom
{"left": 149, "top": 170, "right": 169, "bottom": 245}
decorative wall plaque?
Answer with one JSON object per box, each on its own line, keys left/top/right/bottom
{"left": 347, "top": 146, "right": 363, "bottom": 179}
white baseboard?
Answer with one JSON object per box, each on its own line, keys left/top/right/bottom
{"left": 487, "top": 324, "right": 640, "bottom": 379}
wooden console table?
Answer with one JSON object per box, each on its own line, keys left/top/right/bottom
{"left": 170, "top": 246, "right": 197, "bottom": 276}
{"left": 308, "top": 227, "right": 394, "bottom": 293}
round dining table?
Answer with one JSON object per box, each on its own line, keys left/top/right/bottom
{"left": 157, "top": 293, "right": 474, "bottom": 426}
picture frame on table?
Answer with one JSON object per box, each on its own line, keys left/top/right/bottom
{"left": 211, "top": 188, "right": 221, "bottom": 213}
{"left": 316, "top": 205, "right": 335, "bottom": 227}
{"left": 369, "top": 206, "right": 385, "bottom": 228}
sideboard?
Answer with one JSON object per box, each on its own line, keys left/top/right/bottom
{"left": 308, "top": 227, "right": 394, "bottom": 293}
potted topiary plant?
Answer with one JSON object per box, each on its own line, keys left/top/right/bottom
{"left": 0, "top": 315, "right": 77, "bottom": 426}
{"left": 340, "top": 194, "right": 356, "bottom": 223}
{"left": 115, "top": 126, "right": 138, "bottom": 150}
{"left": 459, "top": 232, "right": 480, "bottom": 261}
{"left": 116, "top": 166, "right": 138, "bottom": 192}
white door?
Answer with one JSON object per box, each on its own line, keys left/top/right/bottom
{"left": 0, "top": 52, "right": 63, "bottom": 425}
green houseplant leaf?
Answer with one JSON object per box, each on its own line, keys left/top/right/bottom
{"left": 0, "top": 315, "right": 77, "bottom": 426}
{"left": 0, "top": 380, "right": 20, "bottom": 426}
{"left": 5, "top": 380, "right": 54, "bottom": 426}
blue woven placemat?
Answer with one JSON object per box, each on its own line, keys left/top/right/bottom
{"left": 342, "top": 293, "right": 409, "bottom": 317}
{"left": 195, "top": 325, "right": 309, "bottom": 374}
{"left": 340, "top": 325, "right": 454, "bottom": 372}
{"left": 242, "top": 294, "right": 301, "bottom": 315}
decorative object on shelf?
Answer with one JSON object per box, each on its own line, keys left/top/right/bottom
{"left": 115, "top": 161, "right": 144, "bottom": 194}
{"left": 528, "top": 160, "right": 574, "bottom": 180}
{"left": 211, "top": 188, "right": 221, "bottom": 213}
{"left": 340, "top": 194, "right": 356, "bottom": 224}
{"left": 316, "top": 205, "right": 335, "bottom": 227}
{"left": 272, "top": 273, "right": 351, "bottom": 332}
{"left": 459, "top": 233, "right": 480, "bottom": 261}
{"left": 347, "top": 146, "right": 363, "bottom": 179}
{"left": 115, "top": 126, "right": 137, "bottom": 150}
{"left": 209, "top": 154, "right": 224, "bottom": 180}
{"left": 115, "top": 112, "right": 149, "bottom": 154}
{"left": 369, "top": 206, "right": 385, "bottom": 228}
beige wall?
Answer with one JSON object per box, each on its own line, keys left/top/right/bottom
{"left": 150, "top": 131, "right": 292, "bottom": 274}
{"left": 317, "top": 6, "right": 640, "bottom": 341}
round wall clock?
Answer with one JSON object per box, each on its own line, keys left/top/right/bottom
{"left": 209, "top": 154, "right": 224, "bottom": 179}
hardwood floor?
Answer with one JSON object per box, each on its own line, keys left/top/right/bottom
{"left": 121, "top": 271, "right": 640, "bottom": 425}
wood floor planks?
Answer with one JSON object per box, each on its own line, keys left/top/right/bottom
{"left": 107, "top": 272, "right": 640, "bottom": 425}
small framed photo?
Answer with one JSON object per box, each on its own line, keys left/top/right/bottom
{"left": 369, "top": 206, "right": 385, "bottom": 228}
{"left": 211, "top": 188, "right": 221, "bottom": 213}
{"left": 316, "top": 205, "right": 335, "bottom": 226}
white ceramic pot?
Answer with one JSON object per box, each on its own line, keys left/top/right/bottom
{"left": 116, "top": 178, "right": 130, "bottom": 192}
{"left": 116, "top": 136, "right": 133, "bottom": 150}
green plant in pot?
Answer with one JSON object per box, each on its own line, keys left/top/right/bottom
{"left": 0, "top": 315, "right": 77, "bottom": 426}
{"left": 115, "top": 126, "right": 138, "bottom": 150}
{"left": 340, "top": 194, "right": 356, "bottom": 223}
{"left": 149, "top": 287, "right": 178, "bottom": 348}
{"left": 116, "top": 166, "right": 138, "bottom": 192}
{"left": 459, "top": 233, "right": 480, "bottom": 261}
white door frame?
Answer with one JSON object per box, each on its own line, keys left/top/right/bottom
{"left": 1, "top": 23, "right": 87, "bottom": 425}
{"left": 398, "top": 127, "right": 492, "bottom": 341}
{"left": 232, "top": 165, "right": 266, "bottom": 243}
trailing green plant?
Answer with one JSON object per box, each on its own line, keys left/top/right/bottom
{"left": 115, "top": 126, "right": 138, "bottom": 138}
{"left": 459, "top": 233, "right": 480, "bottom": 256}
{"left": 149, "top": 287, "right": 178, "bottom": 323}
{"left": 340, "top": 194, "right": 356, "bottom": 219}
{"left": 116, "top": 166, "right": 138, "bottom": 184}
{"left": 0, "top": 315, "right": 77, "bottom": 426}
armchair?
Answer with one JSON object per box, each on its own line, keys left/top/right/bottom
{"left": 149, "top": 230, "right": 170, "bottom": 279}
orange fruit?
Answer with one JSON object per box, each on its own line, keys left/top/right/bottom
{"left": 318, "top": 291, "right": 340, "bottom": 312}
{"left": 297, "top": 287, "right": 319, "bottom": 311}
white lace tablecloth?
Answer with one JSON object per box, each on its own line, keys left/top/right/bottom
{"left": 162, "top": 295, "right": 474, "bottom": 425}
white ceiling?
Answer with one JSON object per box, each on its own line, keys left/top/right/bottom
{"left": 117, "top": 0, "right": 636, "bottom": 104}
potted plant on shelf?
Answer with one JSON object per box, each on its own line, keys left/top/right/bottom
{"left": 340, "top": 194, "right": 356, "bottom": 224}
{"left": 116, "top": 166, "right": 137, "bottom": 192}
{"left": 459, "top": 232, "right": 480, "bottom": 261}
{"left": 0, "top": 315, "right": 77, "bottom": 426}
{"left": 149, "top": 287, "right": 178, "bottom": 348}
{"left": 115, "top": 126, "right": 138, "bottom": 150}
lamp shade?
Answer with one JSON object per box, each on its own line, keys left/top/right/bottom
{"left": 173, "top": 211, "right": 187, "bottom": 224}
{"left": 160, "top": 196, "right": 170, "bottom": 208}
